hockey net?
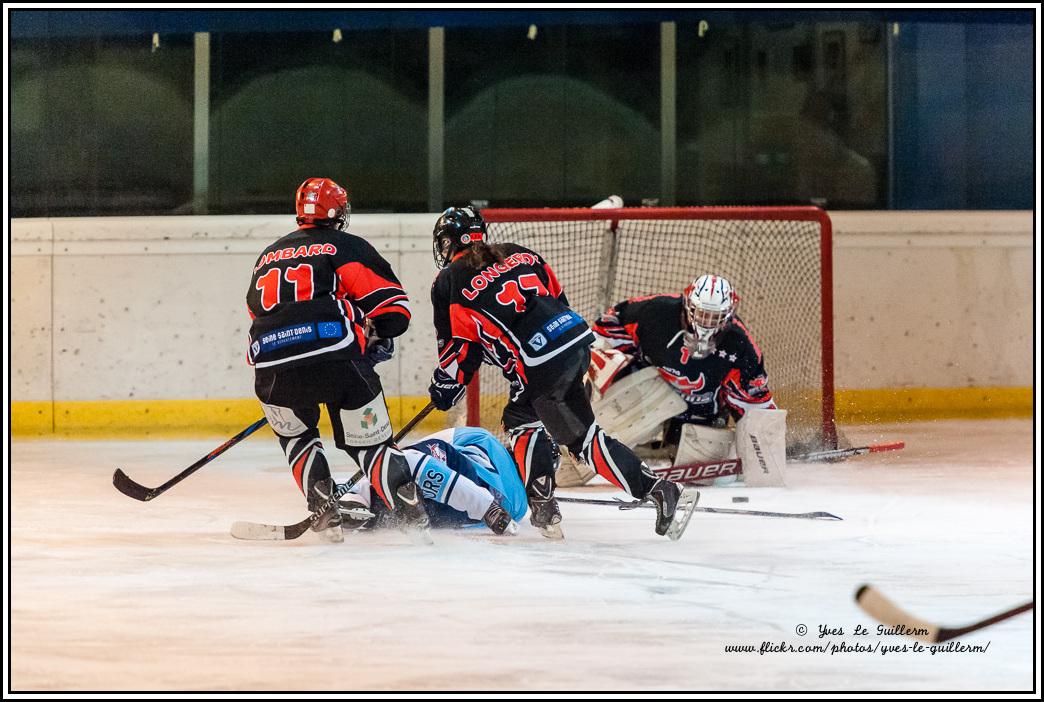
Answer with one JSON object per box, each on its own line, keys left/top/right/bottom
{"left": 464, "top": 206, "right": 837, "bottom": 453}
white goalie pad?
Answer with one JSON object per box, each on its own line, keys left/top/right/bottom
{"left": 555, "top": 447, "right": 596, "bottom": 488}
{"left": 673, "top": 423, "right": 735, "bottom": 465}
{"left": 734, "top": 409, "right": 788, "bottom": 487}
{"left": 592, "top": 366, "right": 687, "bottom": 447}
{"left": 673, "top": 423, "right": 738, "bottom": 486}
{"left": 339, "top": 393, "right": 393, "bottom": 447}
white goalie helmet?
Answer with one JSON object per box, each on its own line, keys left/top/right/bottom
{"left": 682, "top": 274, "right": 739, "bottom": 358}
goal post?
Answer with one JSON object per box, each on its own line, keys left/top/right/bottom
{"left": 466, "top": 206, "right": 836, "bottom": 452}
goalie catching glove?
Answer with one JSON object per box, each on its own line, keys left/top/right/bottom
{"left": 429, "top": 368, "right": 466, "bottom": 410}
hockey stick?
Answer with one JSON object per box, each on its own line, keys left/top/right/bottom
{"left": 654, "top": 441, "right": 906, "bottom": 484}
{"left": 113, "top": 417, "right": 269, "bottom": 501}
{"left": 556, "top": 495, "right": 842, "bottom": 521}
{"left": 229, "top": 403, "right": 438, "bottom": 541}
{"left": 395, "top": 401, "right": 436, "bottom": 444}
{"left": 793, "top": 441, "right": 905, "bottom": 462}
{"left": 855, "top": 585, "right": 1033, "bottom": 642}
{"left": 231, "top": 472, "right": 366, "bottom": 541}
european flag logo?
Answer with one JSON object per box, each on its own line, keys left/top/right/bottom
{"left": 318, "top": 322, "right": 343, "bottom": 339}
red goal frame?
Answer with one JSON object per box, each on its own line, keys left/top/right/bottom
{"left": 466, "top": 206, "right": 836, "bottom": 448}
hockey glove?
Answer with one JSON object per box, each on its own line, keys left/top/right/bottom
{"left": 429, "top": 368, "right": 466, "bottom": 411}
{"left": 366, "top": 337, "right": 395, "bottom": 365}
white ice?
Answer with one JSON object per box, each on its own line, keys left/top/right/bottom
{"left": 9, "top": 419, "right": 1036, "bottom": 691}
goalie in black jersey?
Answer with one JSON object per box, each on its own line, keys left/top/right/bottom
{"left": 587, "top": 274, "right": 786, "bottom": 485}
{"left": 246, "top": 177, "right": 430, "bottom": 542}
{"left": 425, "top": 206, "right": 699, "bottom": 540}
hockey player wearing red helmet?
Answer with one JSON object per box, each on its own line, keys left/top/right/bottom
{"left": 246, "top": 177, "right": 430, "bottom": 542}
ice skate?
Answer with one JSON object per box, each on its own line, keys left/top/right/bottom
{"left": 647, "top": 479, "right": 700, "bottom": 541}
{"left": 391, "top": 482, "right": 433, "bottom": 545}
{"left": 482, "top": 501, "right": 519, "bottom": 536}
{"left": 307, "top": 478, "right": 344, "bottom": 543}
{"left": 527, "top": 476, "right": 563, "bottom": 540}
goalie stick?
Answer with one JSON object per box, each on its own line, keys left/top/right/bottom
{"left": 556, "top": 495, "right": 842, "bottom": 521}
{"left": 794, "top": 441, "right": 905, "bottom": 462}
{"left": 654, "top": 441, "right": 906, "bottom": 484}
{"left": 855, "top": 585, "right": 1034, "bottom": 643}
{"left": 229, "top": 402, "right": 437, "bottom": 541}
{"left": 113, "top": 417, "right": 269, "bottom": 501}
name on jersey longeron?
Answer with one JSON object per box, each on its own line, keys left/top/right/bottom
{"left": 460, "top": 252, "right": 540, "bottom": 300}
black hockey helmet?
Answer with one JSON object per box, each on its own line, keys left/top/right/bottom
{"left": 433, "top": 206, "right": 487, "bottom": 269}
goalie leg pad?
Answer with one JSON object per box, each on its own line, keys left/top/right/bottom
{"left": 734, "top": 408, "right": 788, "bottom": 487}
{"left": 592, "top": 366, "right": 688, "bottom": 447}
{"left": 673, "top": 422, "right": 737, "bottom": 485}
{"left": 555, "top": 447, "right": 596, "bottom": 488}
{"left": 673, "top": 423, "right": 735, "bottom": 464}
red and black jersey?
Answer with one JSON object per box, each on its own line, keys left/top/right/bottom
{"left": 246, "top": 226, "right": 410, "bottom": 369}
{"left": 593, "top": 294, "right": 774, "bottom": 420}
{"left": 431, "top": 243, "right": 594, "bottom": 386}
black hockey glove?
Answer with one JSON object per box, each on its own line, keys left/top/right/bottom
{"left": 366, "top": 337, "right": 395, "bottom": 365}
{"left": 429, "top": 368, "right": 466, "bottom": 411}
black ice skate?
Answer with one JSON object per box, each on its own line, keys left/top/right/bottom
{"left": 307, "top": 478, "right": 344, "bottom": 543}
{"left": 482, "top": 501, "right": 519, "bottom": 536}
{"left": 647, "top": 479, "right": 700, "bottom": 541}
{"left": 527, "top": 475, "right": 563, "bottom": 540}
{"left": 391, "top": 482, "right": 433, "bottom": 545}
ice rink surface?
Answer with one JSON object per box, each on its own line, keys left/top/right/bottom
{"left": 9, "top": 419, "right": 1037, "bottom": 692}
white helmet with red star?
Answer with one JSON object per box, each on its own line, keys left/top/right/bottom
{"left": 682, "top": 274, "right": 738, "bottom": 358}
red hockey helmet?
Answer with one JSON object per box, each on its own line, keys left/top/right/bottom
{"left": 295, "top": 177, "right": 350, "bottom": 230}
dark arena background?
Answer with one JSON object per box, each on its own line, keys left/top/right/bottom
{"left": 5, "top": 6, "right": 1039, "bottom": 696}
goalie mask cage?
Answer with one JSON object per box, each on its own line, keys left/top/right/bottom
{"left": 465, "top": 206, "right": 837, "bottom": 452}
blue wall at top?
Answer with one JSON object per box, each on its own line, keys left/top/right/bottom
{"left": 893, "top": 21, "right": 1034, "bottom": 209}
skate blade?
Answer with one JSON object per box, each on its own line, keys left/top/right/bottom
{"left": 502, "top": 520, "right": 520, "bottom": 536}
{"left": 537, "top": 522, "right": 564, "bottom": 540}
{"left": 666, "top": 488, "right": 701, "bottom": 541}
{"left": 338, "top": 507, "right": 375, "bottom": 521}
{"left": 316, "top": 525, "right": 345, "bottom": 544}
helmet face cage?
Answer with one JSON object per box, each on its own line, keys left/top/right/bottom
{"left": 296, "top": 178, "right": 350, "bottom": 231}
{"left": 684, "top": 275, "right": 738, "bottom": 335}
{"left": 432, "top": 206, "right": 486, "bottom": 269}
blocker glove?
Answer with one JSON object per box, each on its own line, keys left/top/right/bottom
{"left": 429, "top": 368, "right": 467, "bottom": 410}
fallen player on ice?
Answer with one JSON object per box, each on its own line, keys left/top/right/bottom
{"left": 335, "top": 426, "right": 528, "bottom": 536}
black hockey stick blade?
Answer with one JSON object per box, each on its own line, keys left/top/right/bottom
{"left": 855, "top": 584, "right": 1034, "bottom": 643}
{"left": 113, "top": 468, "right": 162, "bottom": 502}
{"left": 113, "top": 417, "right": 269, "bottom": 502}
{"left": 556, "top": 495, "right": 842, "bottom": 520}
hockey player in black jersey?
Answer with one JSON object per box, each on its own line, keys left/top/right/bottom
{"left": 425, "top": 206, "right": 698, "bottom": 540}
{"left": 246, "top": 177, "right": 429, "bottom": 543}
{"left": 591, "top": 274, "right": 778, "bottom": 463}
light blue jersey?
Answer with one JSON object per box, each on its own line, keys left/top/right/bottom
{"left": 404, "top": 427, "right": 528, "bottom": 525}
